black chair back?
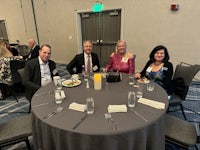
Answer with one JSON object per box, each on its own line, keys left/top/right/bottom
{"left": 173, "top": 63, "right": 200, "bottom": 99}
{"left": 10, "top": 60, "right": 26, "bottom": 85}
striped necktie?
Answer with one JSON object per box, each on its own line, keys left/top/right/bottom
{"left": 87, "top": 55, "right": 91, "bottom": 73}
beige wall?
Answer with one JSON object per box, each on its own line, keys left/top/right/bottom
{"left": 0, "top": 0, "right": 200, "bottom": 73}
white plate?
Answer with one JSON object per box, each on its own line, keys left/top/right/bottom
{"left": 62, "top": 79, "right": 81, "bottom": 87}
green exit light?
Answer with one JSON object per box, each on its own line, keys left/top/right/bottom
{"left": 93, "top": 3, "right": 103, "bottom": 12}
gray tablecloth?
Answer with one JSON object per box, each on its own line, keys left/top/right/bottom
{"left": 31, "top": 74, "right": 168, "bottom": 150}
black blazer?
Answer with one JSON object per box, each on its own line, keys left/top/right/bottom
{"left": 67, "top": 52, "right": 100, "bottom": 75}
{"left": 23, "top": 58, "right": 58, "bottom": 100}
{"left": 23, "top": 45, "right": 40, "bottom": 60}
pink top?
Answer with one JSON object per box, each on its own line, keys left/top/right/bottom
{"left": 106, "top": 52, "right": 135, "bottom": 74}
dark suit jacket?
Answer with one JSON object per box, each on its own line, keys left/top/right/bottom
{"left": 23, "top": 58, "right": 58, "bottom": 100}
{"left": 23, "top": 45, "right": 40, "bottom": 60}
{"left": 67, "top": 52, "right": 100, "bottom": 75}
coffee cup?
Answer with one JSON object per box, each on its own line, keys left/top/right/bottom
{"left": 72, "top": 74, "right": 79, "bottom": 80}
{"left": 53, "top": 76, "right": 61, "bottom": 86}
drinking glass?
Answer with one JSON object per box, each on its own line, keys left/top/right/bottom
{"left": 129, "top": 76, "right": 134, "bottom": 85}
{"left": 147, "top": 81, "right": 154, "bottom": 91}
{"left": 53, "top": 76, "right": 60, "bottom": 85}
{"left": 56, "top": 79, "right": 62, "bottom": 90}
{"left": 128, "top": 91, "right": 136, "bottom": 108}
{"left": 86, "top": 97, "right": 94, "bottom": 114}
{"left": 55, "top": 89, "right": 63, "bottom": 104}
{"left": 133, "top": 79, "right": 139, "bottom": 87}
{"left": 135, "top": 83, "right": 143, "bottom": 99}
{"left": 102, "top": 68, "right": 107, "bottom": 78}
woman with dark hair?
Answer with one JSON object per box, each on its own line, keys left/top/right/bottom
{"left": 135, "top": 45, "right": 173, "bottom": 98}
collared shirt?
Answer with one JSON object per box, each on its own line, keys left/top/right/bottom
{"left": 84, "top": 52, "right": 92, "bottom": 72}
{"left": 38, "top": 56, "right": 52, "bottom": 86}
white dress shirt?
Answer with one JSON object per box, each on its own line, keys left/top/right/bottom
{"left": 39, "top": 57, "right": 52, "bottom": 86}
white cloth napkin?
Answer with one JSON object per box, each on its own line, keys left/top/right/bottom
{"left": 69, "top": 102, "right": 87, "bottom": 112}
{"left": 108, "top": 104, "right": 127, "bottom": 113}
{"left": 138, "top": 98, "right": 165, "bottom": 109}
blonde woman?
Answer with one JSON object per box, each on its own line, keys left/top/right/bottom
{"left": 105, "top": 40, "right": 135, "bottom": 74}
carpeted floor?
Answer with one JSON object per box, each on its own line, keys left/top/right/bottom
{"left": 0, "top": 63, "right": 200, "bottom": 150}
{"left": 167, "top": 81, "right": 200, "bottom": 150}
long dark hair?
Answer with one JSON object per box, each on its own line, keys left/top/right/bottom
{"left": 149, "top": 45, "right": 169, "bottom": 63}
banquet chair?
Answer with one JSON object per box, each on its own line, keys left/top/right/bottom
{"left": 167, "top": 62, "right": 200, "bottom": 120}
{"left": 165, "top": 114, "right": 198, "bottom": 150}
{"left": 8, "top": 59, "right": 26, "bottom": 101}
{"left": 0, "top": 114, "right": 32, "bottom": 150}
{"left": 18, "top": 68, "right": 31, "bottom": 114}
{"left": 10, "top": 59, "right": 26, "bottom": 88}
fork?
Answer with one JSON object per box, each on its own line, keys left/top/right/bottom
{"left": 110, "top": 118, "right": 118, "bottom": 131}
{"left": 35, "top": 91, "right": 52, "bottom": 96}
{"left": 43, "top": 106, "right": 63, "bottom": 119}
{"left": 105, "top": 113, "right": 118, "bottom": 131}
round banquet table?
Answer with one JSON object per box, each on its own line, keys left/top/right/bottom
{"left": 31, "top": 74, "right": 169, "bottom": 150}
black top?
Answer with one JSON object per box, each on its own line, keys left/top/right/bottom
{"left": 140, "top": 60, "right": 173, "bottom": 95}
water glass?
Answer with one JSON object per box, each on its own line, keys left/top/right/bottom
{"left": 55, "top": 89, "right": 63, "bottom": 104}
{"left": 133, "top": 79, "right": 139, "bottom": 87}
{"left": 147, "top": 81, "right": 154, "bottom": 91}
{"left": 135, "top": 83, "right": 143, "bottom": 99}
{"left": 53, "top": 76, "right": 60, "bottom": 85}
{"left": 83, "top": 73, "right": 89, "bottom": 81}
{"left": 136, "top": 91, "right": 143, "bottom": 99}
{"left": 128, "top": 91, "right": 136, "bottom": 108}
{"left": 129, "top": 76, "right": 134, "bottom": 85}
{"left": 86, "top": 97, "right": 94, "bottom": 114}
{"left": 102, "top": 68, "right": 107, "bottom": 78}
{"left": 56, "top": 79, "right": 62, "bottom": 90}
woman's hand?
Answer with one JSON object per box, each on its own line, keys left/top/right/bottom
{"left": 134, "top": 73, "right": 141, "bottom": 79}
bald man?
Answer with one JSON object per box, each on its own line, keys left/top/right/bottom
{"left": 23, "top": 38, "right": 40, "bottom": 60}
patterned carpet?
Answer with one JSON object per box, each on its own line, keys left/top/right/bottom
{"left": 167, "top": 81, "right": 200, "bottom": 150}
{"left": 0, "top": 63, "right": 200, "bottom": 150}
